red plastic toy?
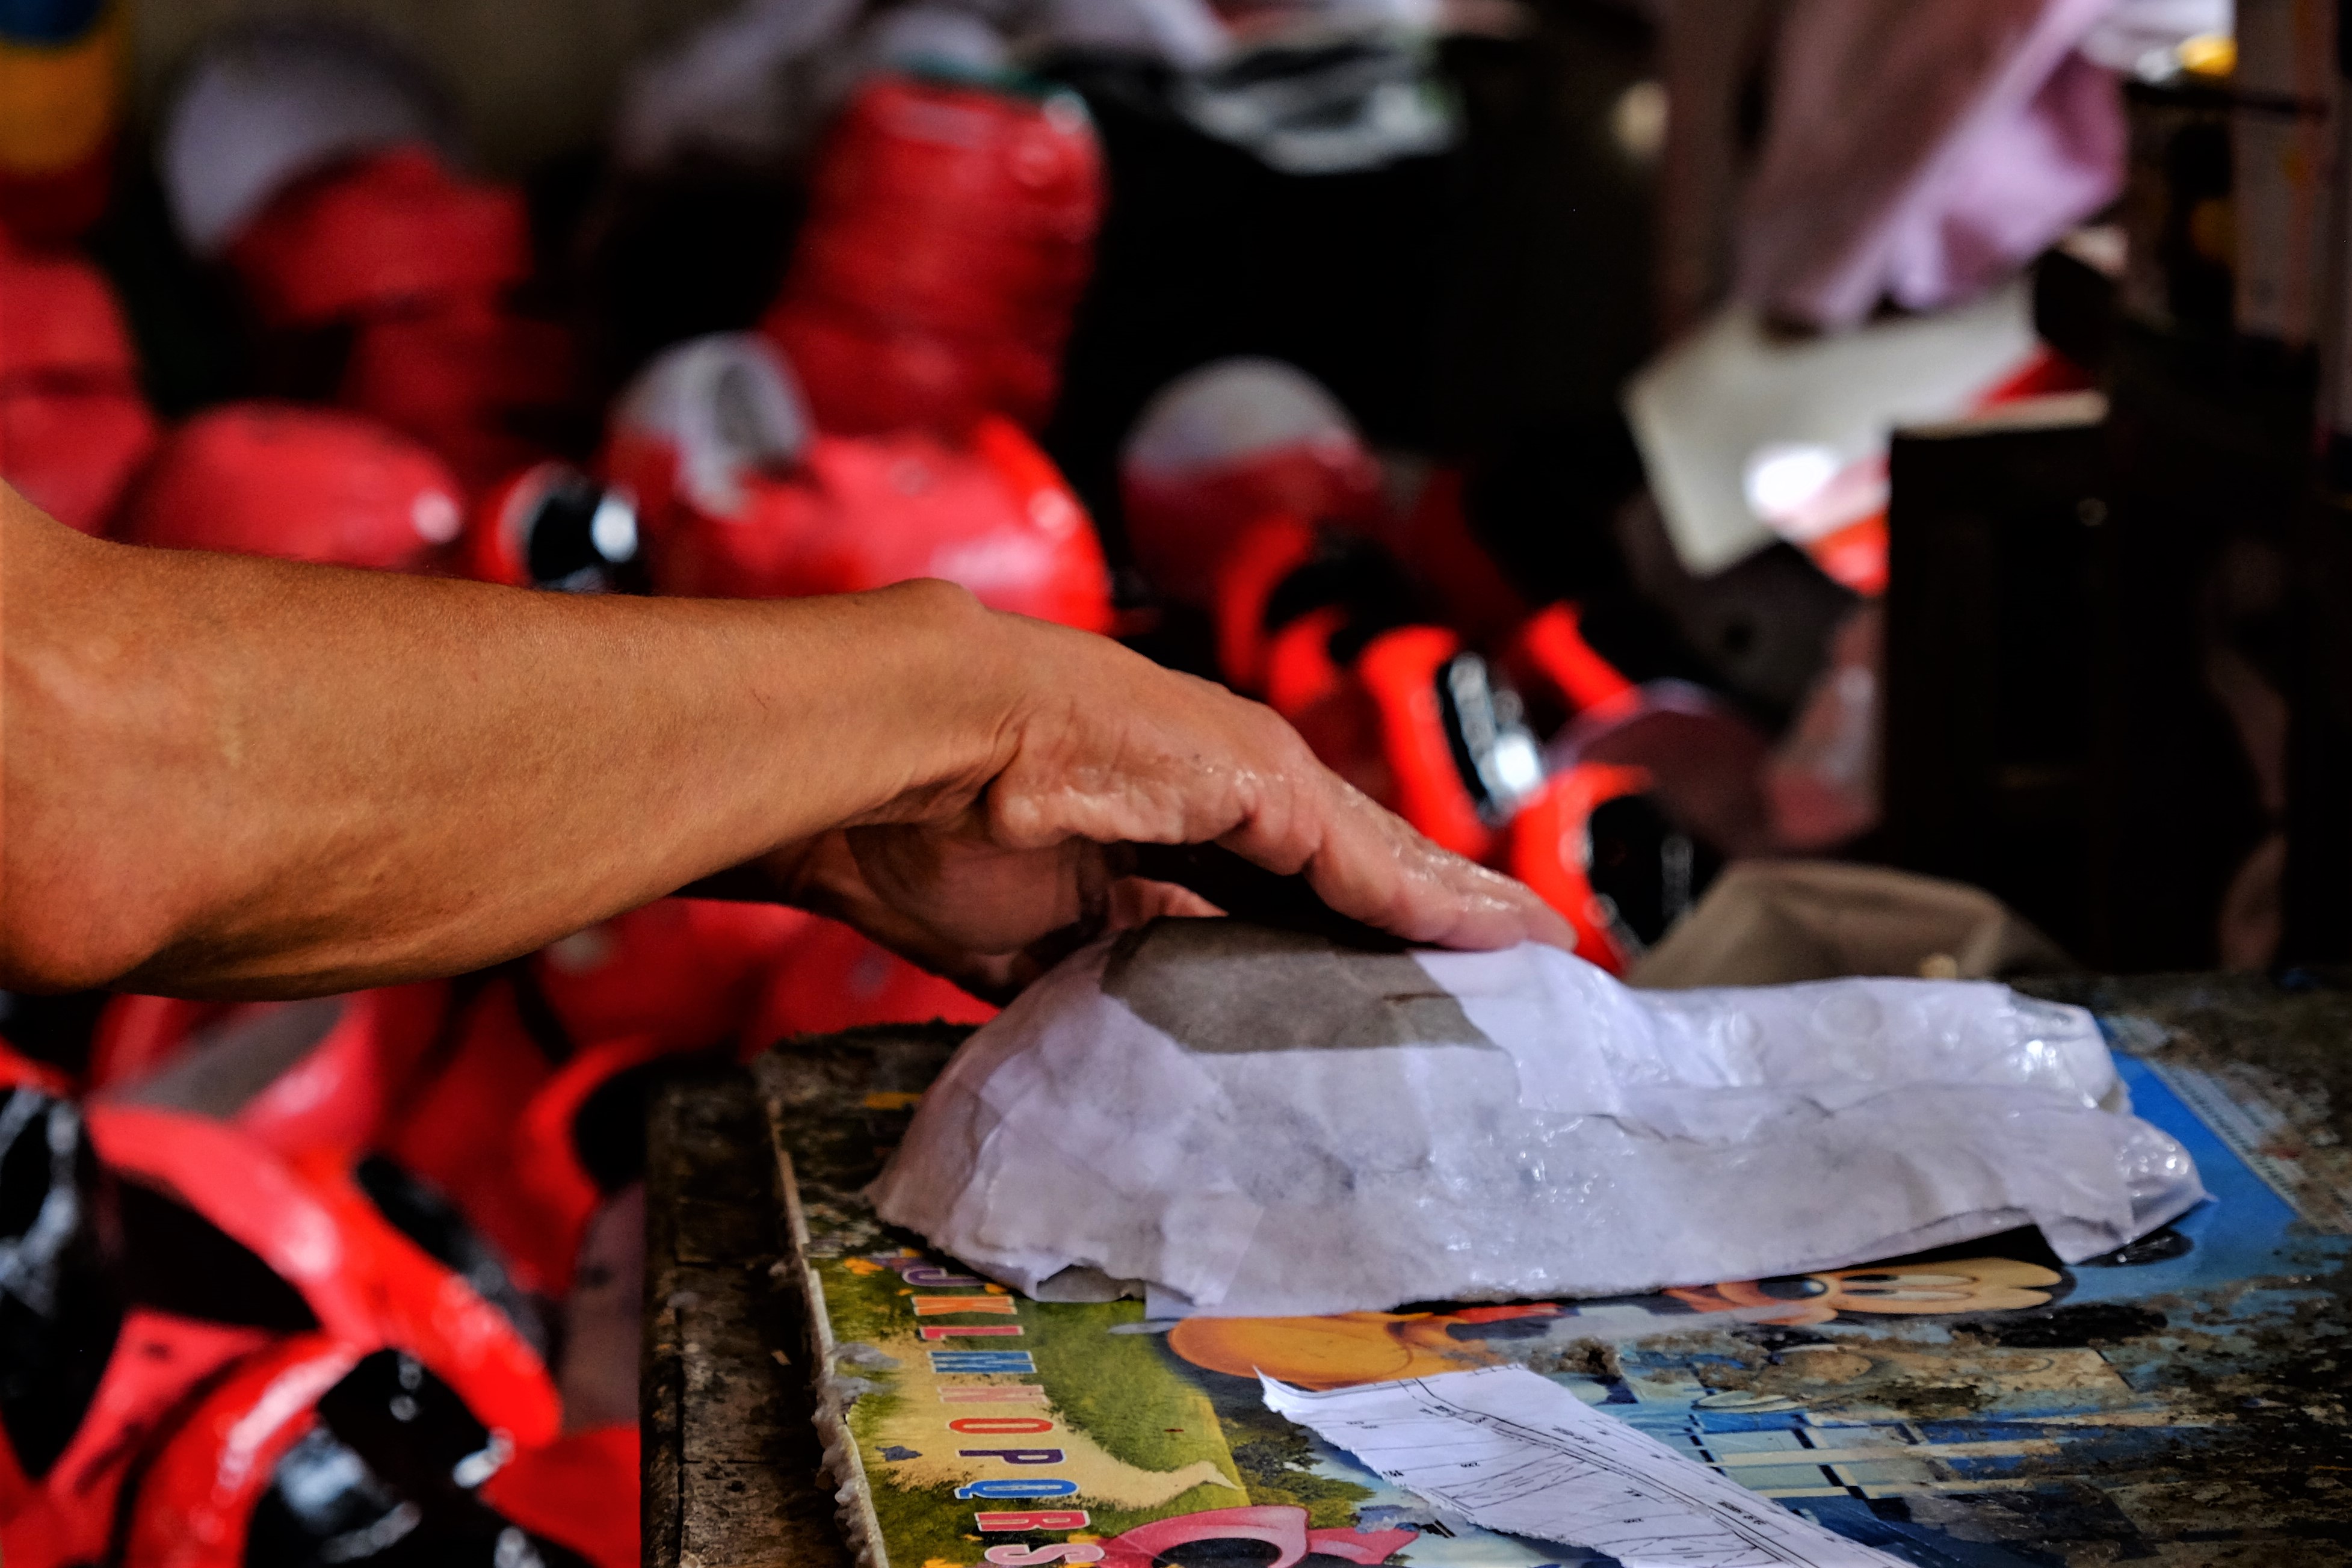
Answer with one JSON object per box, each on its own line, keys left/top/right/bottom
{"left": 459, "top": 461, "right": 644, "bottom": 591}
{"left": 762, "top": 75, "right": 1103, "bottom": 437}
{"left": 746, "top": 916, "right": 996, "bottom": 1048}
{"left": 611, "top": 334, "right": 1113, "bottom": 631}
{"left": 120, "top": 1342, "right": 616, "bottom": 1568}
{"left": 1496, "top": 762, "right": 1661, "bottom": 975}
{"left": 88, "top": 985, "right": 451, "bottom": 1165}
{"left": 0, "top": 235, "right": 156, "bottom": 533}
{"left": 116, "top": 402, "right": 463, "bottom": 570}
{"left": 84, "top": 1103, "right": 563, "bottom": 1446}
{"left": 220, "top": 144, "right": 576, "bottom": 491}
{"left": 1120, "top": 358, "right": 1386, "bottom": 610}
{"left": 0, "top": 1043, "right": 280, "bottom": 1568}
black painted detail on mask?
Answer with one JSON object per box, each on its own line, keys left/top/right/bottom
{"left": 115, "top": 1179, "right": 318, "bottom": 1332}
{"left": 247, "top": 1351, "right": 594, "bottom": 1568}
{"left": 353, "top": 1158, "right": 548, "bottom": 1360}
{"left": 0, "top": 1088, "right": 124, "bottom": 1479}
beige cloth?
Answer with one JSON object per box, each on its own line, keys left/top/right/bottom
{"left": 1630, "top": 860, "right": 2073, "bottom": 989}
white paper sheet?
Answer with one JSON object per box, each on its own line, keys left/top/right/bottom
{"left": 1623, "top": 286, "right": 2037, "bottom": 575}
{"left": 1261, "top": 1366, "right": 1900, "bottom": 1568}
{"left": 868, "top": 924, "right": 2207, "bottom": 1316}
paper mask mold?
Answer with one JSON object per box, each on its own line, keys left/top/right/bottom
{"left": 866, "top": 920, "right": 2204, "bottom": 1317}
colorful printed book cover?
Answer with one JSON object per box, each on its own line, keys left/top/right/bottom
{"left": 754, "top": 981, "right": 2352, "bottom": 1568}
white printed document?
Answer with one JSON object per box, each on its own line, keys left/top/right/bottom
{"left": 1261, "top": 1365, "right": 1901, "bottom": 1568}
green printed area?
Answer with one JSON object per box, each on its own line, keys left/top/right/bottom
{"left": 1025, "top": 1301, "right": 1239, "bottom": 1479}
{"left": 816, "top": 1258, "right": 1293, "bottom": 1561}
{"left": 869, "top": 1474, "right": 981, "bottom": 1567}
{"left": 1196, "top": 1371, "right": 1375, "bottom": 1528}
{"left": 818, "top": 1257, "right": 926, "bottom": 1348}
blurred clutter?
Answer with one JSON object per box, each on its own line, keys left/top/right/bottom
{"left": 4, "top": 0, "right": 2350, "bottom": 1560}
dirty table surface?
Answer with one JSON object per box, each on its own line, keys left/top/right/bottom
{"left": 643, "top": 1061, "right": 853, "bottom": 1568}
{"left": 642, "top": 974, "right": 2352, "bottom": 1568}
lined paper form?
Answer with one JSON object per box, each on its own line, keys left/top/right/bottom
{"left": 1261, "top": 1366, "right": 1900, "bottom": 1568}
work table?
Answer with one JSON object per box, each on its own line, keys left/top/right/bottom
{"left": 643, "top": 973, "right": 2352, "bottom": 1568}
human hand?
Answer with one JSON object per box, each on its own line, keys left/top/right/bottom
{"left": 782, "top": 593, "right": 1573, "bottom": 986}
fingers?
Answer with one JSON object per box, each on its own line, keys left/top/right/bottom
{"left": 865, "top": 613, "right": 1575, "bottom": 965}
{"left": 1223, "top": 766, "right": 1576, "bottom": 954}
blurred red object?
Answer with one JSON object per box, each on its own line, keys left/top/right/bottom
{"left": 1502, "top": 602, "right": 1637, "bottom": 719}
{"left": 339, "top": 301, "right": 578, "bottom": 493}
{"left": 111, "top": 1336, "right": 363, "bottom": 1568}
{"left": 747, "top": 916, "right": 996, "bottom": 1047}
{"left": 1354, "top": 626, "right": 1508, "bottom": 863}
{"left": 225, "top": 146, "right": 526, "bottom": 329}
{"left": 221, "top": 146, "right": 575, "bottom": 490}
{"left": 0, "top": 236, "right": 156, "bottom": 532}
{"left": 614, "top": 333, "right": 1112, "bottom": 631}
{"left": 649, "top": 420, "right": 1113, "bottom": 631}
{"left": 1120, "top": 358, "right": 1386, "bottom": 610}
{"left": 117, "top": 402, "right": 462, "bottom": 569}
{"left": 85, "top": 1105, "right": 562, "bottom": 1446}
{"left": 1496, "top": 762, "right": 1658, "bottom": 975}
{"left": 387, "top": 901, "right": 807, "bottom": 1294}
{"left": 762, "top": 75, "right": 1103, "bottom": 437}
{"left": 378, "top": 981, "right": 572, "bottom": 1294}
{"left": 1211, "top": 513, "right": 1321, "bottom": 695}
{"left": 458, "top": 461, "right": 643, "bottom": 591}
{"left": 481, "top": 1424, "right": 640, "bottom": 1568}
{"left": 531, "top": 898, "right": 812, "bottom": 1054}
{"left": 88, "top": 986, "right": 450, "bottom": 1166}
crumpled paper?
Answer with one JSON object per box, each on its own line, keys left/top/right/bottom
{"left": 868, "top": 920, "right": 2203, "bottom": 1316}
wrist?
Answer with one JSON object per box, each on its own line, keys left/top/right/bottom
{"left": 836, "top": 579, "right": 1028, "bottom": 826}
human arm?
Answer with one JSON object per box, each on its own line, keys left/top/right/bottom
{"left": 1, "top": 486, "right": 1567, "bottom": 998}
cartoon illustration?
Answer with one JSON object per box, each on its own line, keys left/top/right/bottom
{"left": 1661, "top": 1255, "right": 2066, "bottom": 1326}
{"left": 1097, "top": 1505, "right": 1418, "bottom": 1568}
{"left": 1168, "top": 1258, "right": 2067, "bottom": 1387}
{"left": 1167, "top": 1305, "right": 1556, "bottom": 1389}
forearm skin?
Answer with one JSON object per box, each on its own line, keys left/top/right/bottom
{"left": 1, "top": 487, "right": 1008, "bottom": 998}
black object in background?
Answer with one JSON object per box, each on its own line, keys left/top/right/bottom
{"left": 2033, "top": 244, "right": 2117, "bottom": 379}
{"left": 2281, "top": 3, "right": 2352, "bottom": 964}
{"left": 0, "top": 989, "right": 107, "bottom": 1079}
{"left": 249, "top": 1350, "right": 595, "bottom": 1568}
{"left": 1887, "top": 320, "right": 2307, "bottom": 971}
{"left": 1883, "top": 404, "right": 2110, "bottom": 961}
{"left": 81, "top": 149, "right": 251, "bottom": 418}
{"left": 573, "top": 156, "right": 806, "bottom": 398}
{"left": 0, "top": 1088, "right": 123, "bottom": 1481}
{"left": 1041, "top": 0, "right": 1661, "bottom": 578}
{"left": 2283, "top": 489, "right": 2352, "bottom": 963}
{"left": 2099, "top": 324, "right": 2307, "bottom": 969}
{"left": 1038, "top": 52, "right": 1455, "bottom": 564}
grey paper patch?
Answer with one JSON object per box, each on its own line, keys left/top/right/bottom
{"left": 1029, "top": 1265, "right": 1147, "bottom": 1303}
{"left": 1100, "top": 918, "right": 1492, "bottom": 1055}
